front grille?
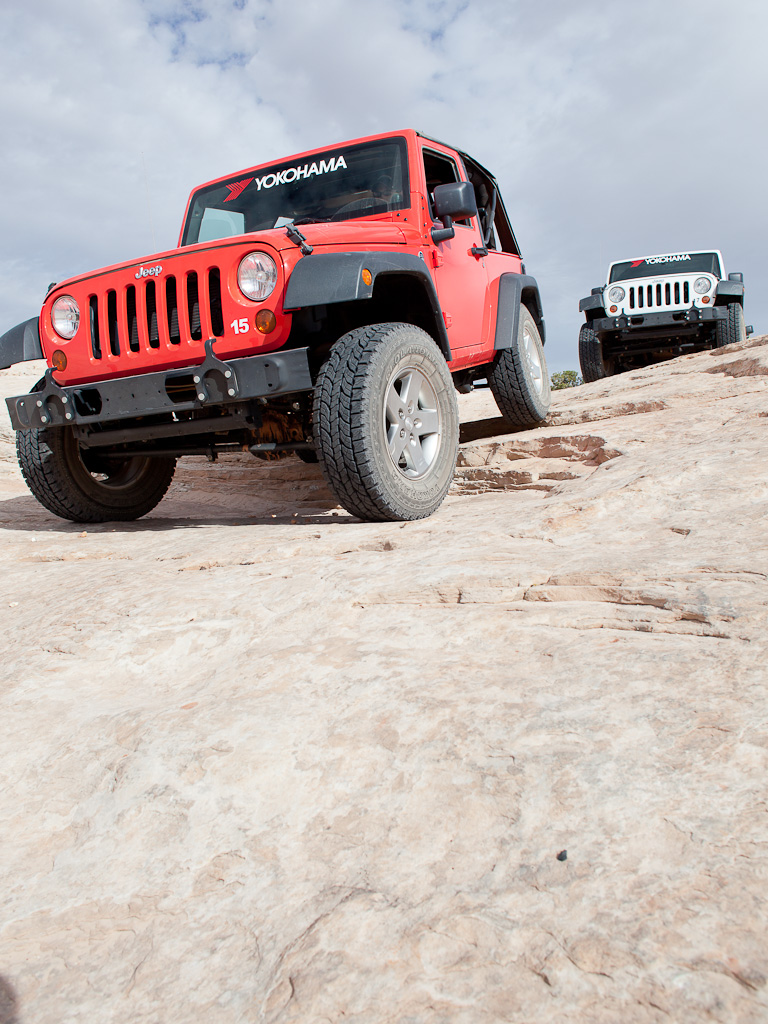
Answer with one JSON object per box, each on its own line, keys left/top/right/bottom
{"left": 88, "top": 267, "right": 224, "bottom": 361}
{"left": 629, "top": 279, "right": 690, "bottom": 311}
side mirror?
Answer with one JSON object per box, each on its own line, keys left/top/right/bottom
{"left": 746, "top": 324, "right": 754, "bottom": 336}
{"left": 431, "top": 181, "right": 477, "bottom": 243}
{"left": 728, "top": 272, "right": 744, "bottom": 282}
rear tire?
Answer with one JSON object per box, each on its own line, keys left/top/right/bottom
{"left": 489, "top": 306, "right": 551, "bottom": 428}
{"left": 714, "top": 302, "right": 747, "bottom": 348}
{"left": 16, "top": 426, "right": 176, "bottom": 522}
{"left": 579, "top": 323, "right": 612, "bottom": 381}
{"left": 313, "top": 323, "right": 459, "bottom": 521}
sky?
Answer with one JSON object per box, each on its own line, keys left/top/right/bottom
{"left": 1, "top": 0, "right": 766, "bottom": 373}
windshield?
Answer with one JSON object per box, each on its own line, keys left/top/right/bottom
{"left": 182, "top": 138, "right": 410, "bottom": 245}
{"left": 609, "top": 252, "right": 722, "bottom": 282}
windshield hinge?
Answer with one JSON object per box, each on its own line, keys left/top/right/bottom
{"left": 286, "top": 226, "right": 313, "bottom": 256}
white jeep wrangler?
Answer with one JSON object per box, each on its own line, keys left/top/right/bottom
{"left": 578, "top": 250, "right": 750, "bottom": 381}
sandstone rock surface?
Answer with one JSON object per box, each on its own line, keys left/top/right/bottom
{"left": 1, "top": 339, "right": 767, "bottom": 1023}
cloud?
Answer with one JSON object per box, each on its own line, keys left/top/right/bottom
{"left": 1, "top": 0, "right": 766, "bottom": 370}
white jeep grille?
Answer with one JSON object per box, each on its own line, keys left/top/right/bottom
{"left": 628, "top": 279, "right": 690, "bottom": 310}
{"left": 609, "top": 272, "right": 717, "bottom": 317}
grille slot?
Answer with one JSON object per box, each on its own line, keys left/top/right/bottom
{"left": 126, "top": 285, "right": 140, "bottom": 352}
{"left": 166, "top": 276, "right": 180, "bottom": 344}
{"left": 89, "top": 296, "right": 101, "bottom": 359}
{"left": 107, "top": 290, "right": 119, "bottom": 355}
{"left": 186, "top": 271, "right": 202, "bottom": 341}
{"left": 146, "top": 280, "right": 159, "bottom": 348}
{"left": 208, "top": 268, "right": 224, "bottom": 337}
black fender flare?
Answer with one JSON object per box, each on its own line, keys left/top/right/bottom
{"left": 578, "top": 292, "right": 606, "bottom": 320}
{"left": 714, "top": 279, "right": 745, "bottom": 306}
{"left": 283, "top": 251, "right": 451, "bottom": 359}
{"left": 0, "top": 316, "right": 43, "bottom": 371}
{"left": 494, "top": 274, "right": 546, "bottom": 351}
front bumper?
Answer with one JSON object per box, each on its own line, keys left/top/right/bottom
{"left": 6, "top": 341, "right": 313, "bottom": 431}
{"left": 592, "top": 305, "right": 726, "bottom": 337}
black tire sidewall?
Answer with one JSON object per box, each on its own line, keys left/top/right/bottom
{"left": 579, "top": 323, "right": 610, "bottom": 381}
{"left": 489, "top": 307, "right": 551, "bottom": 426}
{"left": 715, "top": 302, "right": 746, "bottom": 348}
{"left": 17, "top": 425, "right": 176, "bottom": 522}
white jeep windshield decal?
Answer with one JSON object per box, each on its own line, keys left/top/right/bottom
{"left": 610, "top": 252, "right": 721, "bottom": 282}
{"left": 183, "top": 140, "right": 409, "bottom": 245}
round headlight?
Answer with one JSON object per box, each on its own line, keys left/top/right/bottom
{"left": 693, "top": 276, "right": 711, "bottom": 294}
{"left": 51, "top": 295, "right": 80, "bottom": 339}
{"left": 608, "top": 286, "right": 625, "bottom": 303}
{"left": 237, "top": 252, "right": 277, "bottom": 301}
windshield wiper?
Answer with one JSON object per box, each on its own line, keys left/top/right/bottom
{"left": 285, "top": 225, "right": 313, "bottom": 255}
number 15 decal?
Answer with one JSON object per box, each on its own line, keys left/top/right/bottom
{"left": 231, "top": 318, "right": 250, "bottom": 335}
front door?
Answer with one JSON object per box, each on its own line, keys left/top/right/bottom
{"left": 421, "top": 147, "right": 490, "bottom": 366}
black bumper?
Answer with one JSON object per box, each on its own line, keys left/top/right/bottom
{"left": 6, "top": 341, "right": 313, "bottom": 432}
{"left": 592, "top": 306, "right": 726, "bottom": 337}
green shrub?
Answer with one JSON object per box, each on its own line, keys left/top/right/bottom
{"left": 551, "top": 370, "right": 583, "bottom": 390}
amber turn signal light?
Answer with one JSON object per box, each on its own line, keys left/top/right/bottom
{"left": 255, "top": 310, "right": 277, "bottom": 334}
{"left": 361, "top": 268, "right": 372, "bottom": 286}
{"left": 701, "top": 296, "right": 710, "bottom": 303}
{"left": 609, "top": 305, "right": 618, "bottom": 313}
{"left": 52, "top": 350, "right": 67, "bottom": 371}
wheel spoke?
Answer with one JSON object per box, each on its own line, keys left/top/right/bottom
{"left": 407, "top": 439, "right": 430, "bottom": 476}
{"left": 385, "top": 381, "right": 404, "bottom": 423}
{"left": 400, "top": 369, "right": 426, "bottom": 411}
{"left": 416, "top": 407, "right": 440, "bottom": 435}
{"left": 388, "top": 425, "right": 409, "bottom": 463}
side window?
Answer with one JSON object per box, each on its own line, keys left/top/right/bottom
{"left": 422, "top": 150, "right": 472, "bottom": 228}
{"left": 463, "top": 156, "right": 521, "bottom": 256}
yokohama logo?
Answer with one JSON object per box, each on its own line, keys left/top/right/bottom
{"left": 224, "top": 178, "right": 253, "bottom": 203}
{"left": 641, "top": 254, "right": 692, "bottom": 266}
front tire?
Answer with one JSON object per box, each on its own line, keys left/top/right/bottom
{"left": 16, "top": 426, "right": 176, "bottom": 522}
{"left": 313, "top": 323, "right": 459, "bottom": 521}
{"left": 489, "top": 306, "right": 551, "bottom": 428}
{"left": 579, "top": 323, "right": 612, "bottom": 381}
{"left": 714, "top": 302, "right": 747, "bottom": 348}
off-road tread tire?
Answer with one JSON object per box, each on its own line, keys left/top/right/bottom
{"left": 579, "top": 323, "right": 610, "bottom": 381}
{"left": 489, "top": 307, "right": 551, "bottom": 428}
{"left": 313, "top": 322, "right": 459, "bottom": 522}
{"left": 714, "top": 302, "right": 746, "bottom": 348}
{"left": 16, "top": 427, "right": 176, "bottom": 522}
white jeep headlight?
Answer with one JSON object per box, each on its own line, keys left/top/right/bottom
{"left": 51, "top": 295, "right": 80, "bottom": 339}
{"left": 237, "top": 252, "right": 277, "bottom": 301}
{"left": 608, "top": 286, "right": 625, "bottom": 303}
{"left": 693, "top": 277, "right": 711, "bottom": 294}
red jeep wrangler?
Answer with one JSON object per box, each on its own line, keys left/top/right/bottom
{"left": 1, "top": 130, "right": 550, "bottom": 522}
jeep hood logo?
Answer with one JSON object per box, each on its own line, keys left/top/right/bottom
{"left": 634, "top": 254, "right": 692, "bottom": 267}
{"left": 135, "top": 264, "right": 162, "bottom": 279}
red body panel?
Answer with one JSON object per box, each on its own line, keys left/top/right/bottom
{"left": 41, "top": 130, "right": 523, "bottom": 386}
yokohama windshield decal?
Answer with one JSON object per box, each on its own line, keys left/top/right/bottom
{"left": 225, "top": 156, "right": 349, "bottom": 200}
{"left": 634, "top": 254, "right": 692, "bottom": 266}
